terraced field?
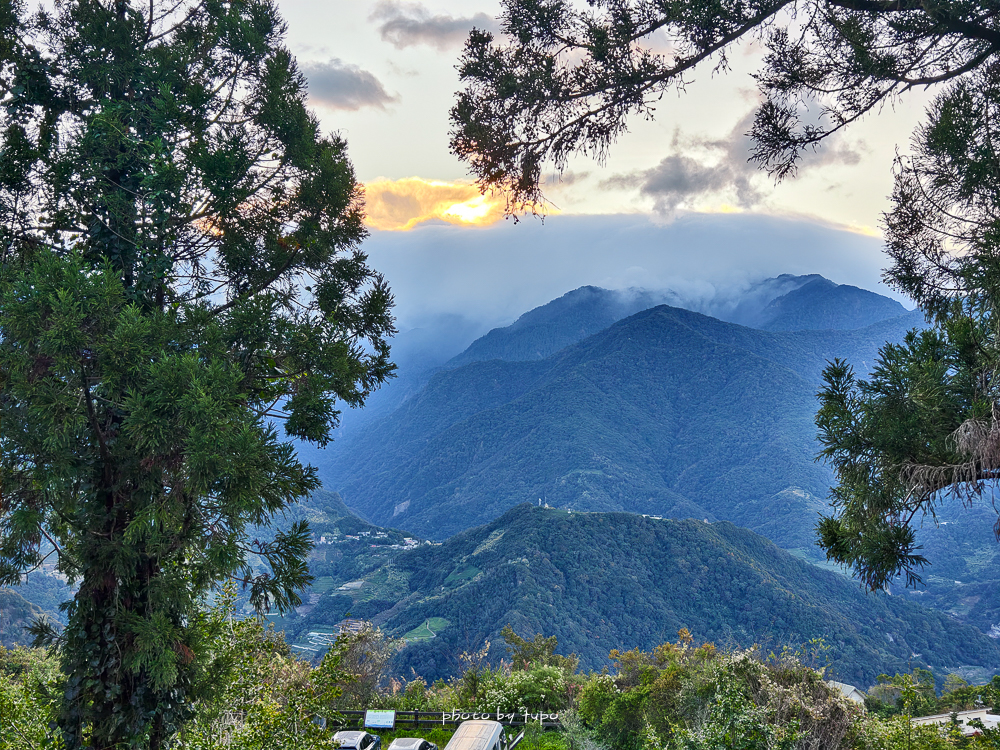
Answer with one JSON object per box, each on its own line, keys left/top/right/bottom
{"left": 403, "top": 617, "right": 451, "bottom": 643}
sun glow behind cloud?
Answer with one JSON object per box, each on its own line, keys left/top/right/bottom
{"left": 363, "top": 177, "right": 515, "bottom": 230}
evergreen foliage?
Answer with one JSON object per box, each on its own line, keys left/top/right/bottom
{"left": 817, "top": 61, "right": 1000, "bottom": 591}
{"left": 449, "top": 0, "right": 1000, "bottom": 212}
{"left": 0, "top": 2, "right": 393, "bottom": 747}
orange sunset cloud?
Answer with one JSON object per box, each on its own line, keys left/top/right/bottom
{"left": 363, "top": 177, "right": 525, "bottom": 231}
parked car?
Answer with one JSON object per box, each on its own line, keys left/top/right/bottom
{"left": 442, "top": 720, "right": 505, "bottom": 750}
{"left": 334, "top": 730, "right": 382, "bottom": 750}
{"left": 387, "top": 739, "right": 439, "bottom": 750}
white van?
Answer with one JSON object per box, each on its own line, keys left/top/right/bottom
{"left": 442, "top": 720, "right": 505, "bottom": 750}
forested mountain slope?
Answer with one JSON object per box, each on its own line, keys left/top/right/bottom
{"left": 895, "top": 498, "right": 1000, "bottom": 637}
{"left": 364, "top": 506, "right": 1000, "bottom": 687}
{"left": 323, "top": 305, "right": 924, "bottom": 548}
{"left": 757, "top": 277, "right": 908, "bottom": 331}
{"left": 297, "top": 275, "right": 908, "bottom": 455}
{"left": 444, "top": 276, "right": 910, "bottom": 369}
{"left": 445, "top": 286, "right": 682, "bottom": 368}
{"left": 0, "top": 588, "right": 50, "bottom": 647}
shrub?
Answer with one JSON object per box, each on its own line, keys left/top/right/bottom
{"left": 334, "top": 627, "right": 403, "bottom": 709}
{"left": 851, "top": 714, "right": 953, "bottom": 750}
{"left": 483, "top": 665, "right": 568, "bottom": 713}
{"left": 578, "top": 674, "right": 620, "bottom": 727}
{"left": 0, "top": 647, "right": 63, "bottom": 750}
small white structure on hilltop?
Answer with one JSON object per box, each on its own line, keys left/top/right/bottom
{"left": 826, "top": 681, "right": 866, "bottom": 704}
{"left": 912, "top": 708, "right": 1000, "bottom": 736}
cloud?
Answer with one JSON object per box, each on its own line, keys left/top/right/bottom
{"left": 364, "top": 178, "right": 512, "bottom": 230}
{"left": 301, "top": 59, "right": 397, "bottom": 111}
{"left": 370, "top": 1, "right": 500, "bottom": 50}
{"left": 604, "top": 109, "right": 863, "bottom": 217}
{"left": 608, "top": 154, "right": 762, "bottom": 216}
{"left": 361, "top": 212, "right": 901, "bottom": 333}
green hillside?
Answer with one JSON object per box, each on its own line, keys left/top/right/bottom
{"left": 325, "top": 304, "right": 925, "bottom": 550}
{"left": 0, "top": 588, "right": 50, "bottom": 647}
{"left": 257, "top": 490, "right": 435, "bottom": 648}
{"left": 326, "top": 505, "right": 1000, "bottom": 687}
{"left": 894, "top": 497, "right": 1000, "bottom": 635}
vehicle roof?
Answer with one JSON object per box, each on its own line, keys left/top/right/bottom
{"left": 333, "top": 731, "right": 371, "bottom": 741}
{"left": 443, "top": 720, "right": 504, "bottom": 750}
{"left": 387, "top": 740, "right": 426, "bottom": 749}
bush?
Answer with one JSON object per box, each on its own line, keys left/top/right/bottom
{"left": 172, "top": 589, "right": 351, "bottom": 750}
{"left": 334, "top": 626, "right": 403, "bottom": 709}
{"left": 852, "top": 714, "right": 953, "bottom": 750}
{"left": 573, "top": 633, "right": 862, "bottom": 750}
{"left": 578, "top": 674, "right": 619, "bottom": 728}
{"left": 0, "top": 646, "right": 62, "bottom": 750}
{"left": 483, "top": 665, "right": 568, "bottom": 713}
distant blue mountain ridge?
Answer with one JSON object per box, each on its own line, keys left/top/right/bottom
{"left": 305, "top": 277, "right": 1000, "bottom": 640}
{"left": 314, "top": 275, "right": 924, "bottom": 552}
{"left": 445, "top": 275, "right": 910, "bottom": 370}
{"left": 315, "top": 275, "right": 913, "bottom": 441}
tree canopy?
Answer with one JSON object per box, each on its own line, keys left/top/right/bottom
{"left": 0, "top": 0, "right": 393, "bottom": 747}
{"left": 816, "top": 60, "right": 1000, "bottom": 590}
{"left": 450, "top": 1, "right": 1000, "bottom": 212}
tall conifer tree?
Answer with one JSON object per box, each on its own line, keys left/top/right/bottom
{"left": 0, "top": 1, "right": 394, "bottom": 747}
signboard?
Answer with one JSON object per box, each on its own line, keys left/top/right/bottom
{"left": 364, "top": 709, "right": 396, "bottom": 729}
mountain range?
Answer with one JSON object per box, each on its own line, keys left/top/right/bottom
{"left": 319, "top": 281, "right": 923, "bottom": 553}
{"left": 304, "top": 274, "right": 1000, "bottom": 644}
{"left": 0, "top": 588, "right": 48, "bottom": 648}
{"left": 309, "top": 274, "right": 910, "bottom": 442}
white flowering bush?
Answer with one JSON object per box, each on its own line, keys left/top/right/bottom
{"left": 578, "top": 674, "right": 621, "bottom": 727}
{"left": 672, "top": 660, "right": 801, "bottom": 750}
{"left": 483, "top": 665, "right": 567, "bottom": 712}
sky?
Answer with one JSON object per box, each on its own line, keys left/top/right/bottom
{"left": 276, "top": 0, "right": 930, "bottom": 332}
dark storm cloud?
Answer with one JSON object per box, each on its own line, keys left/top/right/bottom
{"left": 605, "top": 110, "right": 864, "bottom": 216}
{"left": 370, "top": 1, "right": 500, "bottom": 50}
{"left": 301, "top": 59, "right": 397, "bottom": 111}
{"left": 610, "top": 153, "right": 762, "bottom": 215}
